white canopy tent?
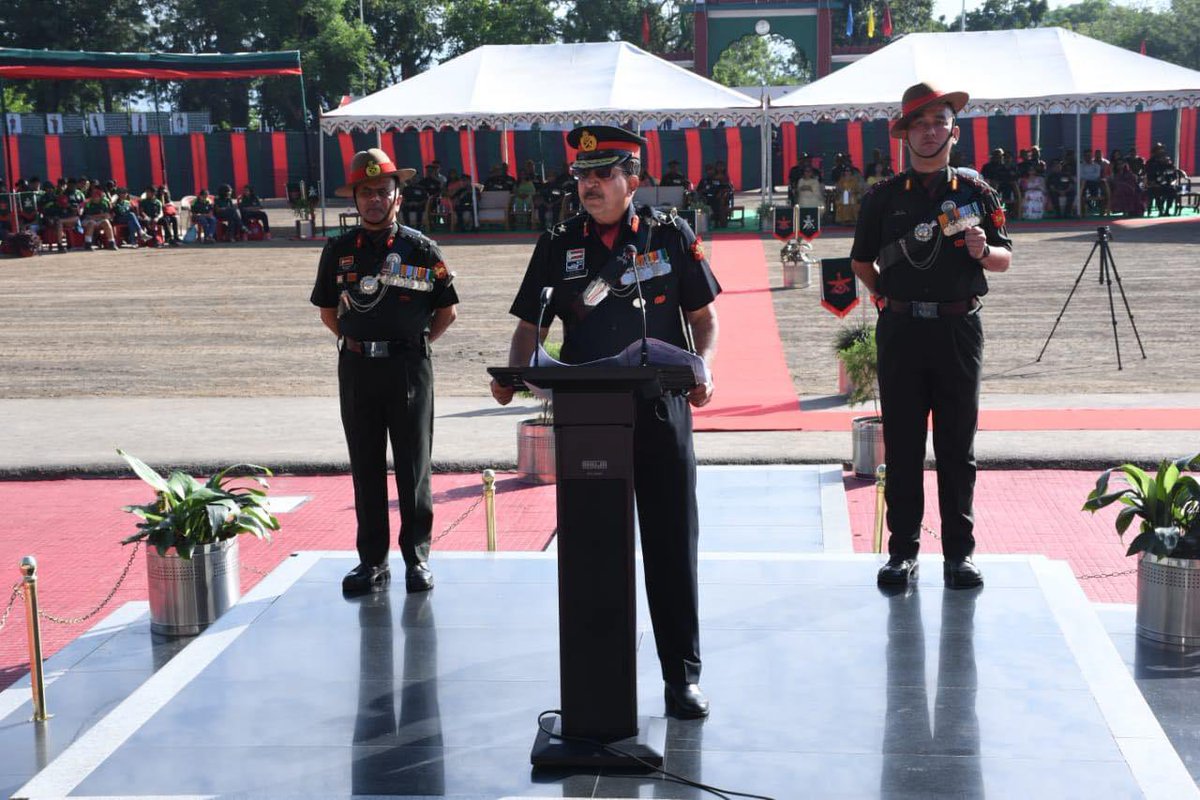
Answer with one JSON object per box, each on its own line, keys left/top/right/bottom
{"left": 771, "top": 28, "right": 1200, "bottom": 206}
{"left": 319, "top": 41, "right": 762, "bottom": 226}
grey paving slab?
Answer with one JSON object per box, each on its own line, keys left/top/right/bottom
{"left": 10, "top": 552, "right": 1195, "bottom": 800}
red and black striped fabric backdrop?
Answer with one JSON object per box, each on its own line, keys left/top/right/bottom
{"left": 2, "top": 111, "right": 1195, "bottom": 197}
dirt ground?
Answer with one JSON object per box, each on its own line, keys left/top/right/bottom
{"left": 1, "top": 207, "right": 1196, "bottom": 400}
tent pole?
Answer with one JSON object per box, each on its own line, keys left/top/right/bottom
{"left": 761, "top": 93, "right": 770, "bottom": 207}
{"left": 1035, "top": 111, "right": 1041, "bottom": 149}
{"left": 299, "top": 66, "right": 314, "bottom": 188}
{"left": 0, "top": 79, "right": 16, "bottom": 233}
{"left": 153, "top": 80, "right": 169, "bottom": 188}
{"left": 469, "top": 126, "right": 478, "bottom": 228}
{"left": 319, "top": 120, "right": 327, "bottom": 233}
{"left": 1075, "top": 110, "right": 1082, "bottom": 217}
{"left": 1174, "top": 107, "right": 1182, "bottom": 168}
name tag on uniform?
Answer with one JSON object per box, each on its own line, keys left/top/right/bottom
{"left": 564, "top": 248, "right": 587, "bottom": 280}
{"left": 938, "top": 202, "right": 981, "bottom": 236}
{"left": 338, "top": 256, "right": 355, "bottom": 268}
{"left": 618, "top": 249, "right": 672, "bottom": 286}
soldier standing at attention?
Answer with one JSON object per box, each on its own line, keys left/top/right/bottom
{"left": 850, "top": 83, "right": 1012, "bottom": 590}
{"left": 490, "top": 126, "right": 720, "bottom": 718}
{"left": 311, "top": 149, "right": 459, "bottom": 596}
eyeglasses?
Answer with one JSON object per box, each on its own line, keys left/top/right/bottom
{"left": 571, "top": 165, "right": 624, "bottom": 182}
{"left": 356, "top": 186, "right": 397, "bottom": 200}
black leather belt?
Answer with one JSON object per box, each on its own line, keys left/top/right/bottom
{"left": 886, "top": 298, "right": 979, "bottom": 319}
{"left": 342, "top": 336, "right": 423, "bottom": 357}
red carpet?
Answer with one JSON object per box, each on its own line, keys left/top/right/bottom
{"left": 693, "top": 234, "right": 807, "bottom": 431}
{"left": 0, "top": 473, "right": 554, "bottom": 691}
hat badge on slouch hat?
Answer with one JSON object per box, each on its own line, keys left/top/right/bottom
{"left": 890, "top": 81, "right": 970, "bottom": 140}
{"left": 336, "top": 148, "right": 417, "bottom": 197}
{"left": 579, "top": 131, "right": 598, "bottom": 152}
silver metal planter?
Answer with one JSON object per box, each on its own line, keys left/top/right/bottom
{"left": 1137, "top": 553, "right": 1200, "bottom": 648}
{"left": 782, "top": 260, "right": 811, "bottom": 289}
{"left": 851, "top": 415, "right": 885, "bottom": 479}
{"left": 146, "top": 538, "right": 241, "bottom": 636}
{"left": 517, "top": 419, "right": 556, "bottom": 485}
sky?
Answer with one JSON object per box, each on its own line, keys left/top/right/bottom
{"left": 929, "top": 0, "right": 1169, "bottom": 25}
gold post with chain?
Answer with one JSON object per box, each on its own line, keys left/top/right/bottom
{"left": 19, "top": 557, "right": 51, "bottom": 722}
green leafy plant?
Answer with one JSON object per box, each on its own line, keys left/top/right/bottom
{"left": 1083, "top": 454, "right": 1200, "bottom": 558}
{"left": 118, "top": 449, "right": 281, "bottom": 559}
{"left": 834, "top": 322, "right": 878, "bottom": 410}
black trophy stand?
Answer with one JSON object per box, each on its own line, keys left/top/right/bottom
{"left": 489, "top": 364, "right": 695, "bottom": 769}
{"left": 1037, "top": 225, "right": 1146, "bottom": 370}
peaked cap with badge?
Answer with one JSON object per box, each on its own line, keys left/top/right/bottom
{"left": 336, "top": 148, "right": 417, "bottom": 197}
{"left": 567, "top": 125, "right": 646, "bottom": 170}
{"left": 890, "top": 82, "right": 969, "bottom": 140}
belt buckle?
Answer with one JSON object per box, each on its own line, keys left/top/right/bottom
{"left": 364, "top": 341, "right": 388, "bottom": 357}
{"left": 911, "top": 301, "right": 939, "bottom": 319}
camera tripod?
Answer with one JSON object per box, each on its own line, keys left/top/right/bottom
{"left": 1037, "top": 225, "right": 1146, "bottom": 370}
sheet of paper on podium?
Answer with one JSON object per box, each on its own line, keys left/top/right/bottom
{"left": 525, "top": 338, "right": 710, "bottom": 401}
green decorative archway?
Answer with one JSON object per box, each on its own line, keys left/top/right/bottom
{"left": 705, "top": 14, "right": 820, "bottom": 77}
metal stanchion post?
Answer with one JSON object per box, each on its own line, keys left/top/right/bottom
{"left": 20, "top": 556, "right": 51, "bottom": 722}
{"left": 483, "top": 469, "right": 497, "bottom": 552}
{"left": 872, "top": 464, "right": 887, "bottom": 555}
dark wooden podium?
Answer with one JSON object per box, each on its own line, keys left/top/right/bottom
{"left": 489, "top": 364, "right": 695, "bottom": 769}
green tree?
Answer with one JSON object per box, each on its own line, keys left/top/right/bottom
{"left": 155, "top": 0, "right": 258, "bottom": 127}
{"left": 441, "top": 0, "right": 559, "bottom": 58}
{"left": 366, "top": 0, "right": 442, "bottom": 88}
{"left": 0, "top": 0, "right": 150, "bottom": 113}
{"left": 951, "top": 0, "right": 1049, "bottom": 32}
{"left": 560, "top": 0, "right": 679, "bottom": 52}
{"left": 1044, "top": 0, "right": 1191, "bottom": 70}
{"left": 711, "top": 34, "right": 811, "bottom": 87}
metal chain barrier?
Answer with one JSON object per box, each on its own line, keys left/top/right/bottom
{"left": 1075, "top": 565, "right": 1138, "bottom": 580}
{"left": 433, "top": 493, "right": 485, "bottom": 545}
{"left": 37, "top": 542, "right": 143, "bottom": 625}
{"left": 0, "top": 581, "right": 21, "bottom": 633}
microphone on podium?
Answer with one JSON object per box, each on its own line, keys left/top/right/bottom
{"left": 623, "top": 244, "right": 650, "bottom": 367}
{"left": 534, "top": 287, "right": 554, "bottom": 367}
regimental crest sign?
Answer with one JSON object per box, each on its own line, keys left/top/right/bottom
{"left": 773, "top": 206, "right": 795, "bottom": 241}
{"left": 797, "top": 207, "right": 821, "bottom": 241}
{"left": 820, "top": 257, "right": 859, "bottom": 319}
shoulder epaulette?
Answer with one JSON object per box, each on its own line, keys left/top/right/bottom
{"left": 397, "top": 224, "right": 436, "bottom": 249}
{"left": 546, "top": 212, "right": 586, "bottom": 239}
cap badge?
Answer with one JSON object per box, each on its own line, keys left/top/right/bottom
{"left": 579, "top": 131, "right": 598, "bottom": 152}
{"left": 365, "top": 162, "right": 382, "bottom": 177}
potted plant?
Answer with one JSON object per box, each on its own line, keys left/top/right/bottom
{"left": 118, "top": 449, "right": 280, "bottom": 636}
{"left": 780, "top": 238, "right": 814, "bottom": 289}
{"left": 756, "top": 202, "right": 774, "bottom": 232}
{"left": 1083, "top": 453, "right": 1200, "bottom": 647}
{"left": 834, "top": 323, "right": 884, "bottom": 478}
{"left": 517, "top": 342, "right": 561, "bottom": 485}
{"left": 291, "top": 179, "right": 317, "bottom": 239}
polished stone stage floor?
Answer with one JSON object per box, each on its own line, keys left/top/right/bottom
{"left": 2, "top": 466, "right": 1197, "bottom": 799}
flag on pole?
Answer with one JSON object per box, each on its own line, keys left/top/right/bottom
{"left": 882, "top": 5, "right": 894, "bottom": 37}
{"left": 642, "top": 10, "right": 651, "bottom": 47}
{"left": 846, "top": 4, "right": 854, "bottom": 37}
{"left": 1139, "top": 39, "right": 1147, "bottom": 55}
{"left": 868, "top": 7, "right": 876, "bottom": 38}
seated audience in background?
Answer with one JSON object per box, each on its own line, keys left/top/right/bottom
{"left": 138, "top": 186, "right": 166, "bottom": 246}
{"left": 659, "top": 160, "right": 689, "bottom": 189}
{"left": 1078, "top": 151, "right": 1107, "bottom": 214}
{"left": 865, "top": 160, "right": 889, "bottom": 188}
{"left": 637, "top": 167, "right": 657, "bottom": 186}
{"left": 1095, "top": 149, "right": 1112, "bottom": 180}
{"left": 214, "top": 185, "right": 244, "bottom": 241}
{"left": 1110, "top": 160, "right": 1146, "bottom": 217}
{"left": 452, "top": 174, "right": 480, "bottom": 230}
{"left": 514, "top": 165, "right": 537, "bottom": 221}
{"left": 190, "top": 188, "right": 217, "bottom": 243}
{"left": 792, "top": 165, "right": 824, "bottom": 209}
{"left": 483, "top": 163, "right": 515, "bottom": 192}
{"left": 829, "top": 153, "right": 851, "bottom": 184}
{"left": 833, "top": 160, "right": 864, "bottom": 224}
{"left": 156, "top": 185, "right": 182, "bottom": 246}
{"left": 866, "top": 148, "right": 894, "bottom": 179}
{"left": 1019, "top": 164, "right": 1048, "bottom": 220}
{"left": 401, "top": 176, "right": 431, "bottom": 228}
{"left": 1020, "top": 146, "right": 1047, "bottom": 176}
{"left": 238, "top": 184, "right": 271, "bottom": 235}
{"left": 112, "top": 187, "right": 150, "bottom": 246}
{"left": 0, "top": 186, "right": 11, "bottom": 237}
{"left": 81, "top": 184, "right": 117, "bottom": 250}
{"left": 1147, "top": 155, "right": 1183, "bottom": 216}
{"left": 429, "top": 160, "right": 447, "bottom": 189}
{"left": 1045, "top": 160, "right": 1075, "bottom": 218}
{"left": 981, "top": 148, "right": 1020, "bottom": 210}
{"left": 695, "top": 163, "right": 730, "bottom": 227}
{"left": 15, "top": 179, "right": 40, "bottom": 234}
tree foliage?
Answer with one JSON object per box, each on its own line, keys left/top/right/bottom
{"left": 711, "top": 35, "right": 811, "bottom": 88}
{"left": 836, "top": 0, "right": 945, "bottom": 46}
{"left": 951, "top": 0, "right": 1050, "bottom": 31}
{"left": 441, "top": 0, "right": 558, "bottom": 58}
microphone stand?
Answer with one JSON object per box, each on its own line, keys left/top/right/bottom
{"left": 534, "top": 286, "right": 554, "bottom": 367}
{"left": 623, "top": 244, "right": 650, "bottom": 367}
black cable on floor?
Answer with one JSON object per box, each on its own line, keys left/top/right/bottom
{"left": 537, "top": 709, "right": 777, "bottom": 800}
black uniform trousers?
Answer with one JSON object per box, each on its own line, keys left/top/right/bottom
{"left": 876, "top": 308, "right": 983, "bottom": 561}
{"left": 632, "top": 393, "right": 701, "bottom": 686}
{"left": 338, "top": 346, "right": 435, "bottom": 570}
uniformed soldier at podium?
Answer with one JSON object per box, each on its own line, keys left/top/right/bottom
{"left": 490, "top": 125, "right": 721, "bottom": 719}
{"left": 850, "top": 83, "right": 1012, "bottom": 591}
{"left": 311, "top": 149, "right": 459, "bottom": 597}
